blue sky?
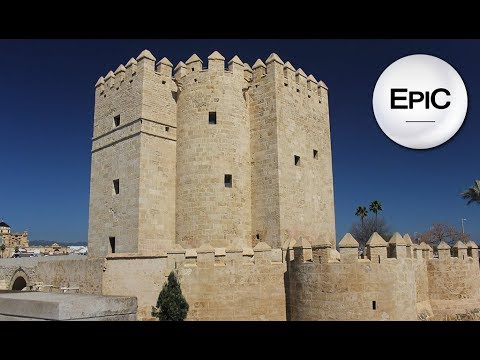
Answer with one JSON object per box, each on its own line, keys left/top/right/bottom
{"left": 0, "top": 39, "right": 478, "bottom": 243}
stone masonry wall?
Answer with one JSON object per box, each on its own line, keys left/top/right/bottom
{"left": 427, "top": 256, "right": 480, "bottom": 300}
{"left": 89, "top": 55, "right": 144, "bottom": 257}
{"left": 89, "top": 134, "right": 141, "bottom": 256}
{"left": 1, "top": 236, "right": 480, "bottom": 321}
{"left": 102, "top": 243, "right": 286, "bottom": 320}
{"left": 35, "top": 257, "right": 104, "bottom": 294}
{"left": 89, "top": 51, "right": 177, "bottom": 257}
{"left": 175, "top": 54, "right": 251, "bottom": 249}
{"left": 0, "top": 257, "right": 40, "bottom": 289}
{"left": 249, "top": 59, "right": 281, "bottom": 248}
{"left": 248, "top": 55, "right": 335, "bottom": 248}
{"left": 275, "top": 59, "right": 336, "bottom": 248}
{"left": 287, "top": 240, "right": 417, "bottom": 321}
{"left": 426, "top": 244, "right": 480, "bottom": 319}
{"left": 0, "top": 256, "right": 102, "bottom": 294}
{"left": 413, "top": 258, "right": 432, "bottom": 319}
{"left": 287, "top": 235, "right": 480, "bottom": 321}
{"left": 138, "top": 57, "right": 177, "bottom": 253}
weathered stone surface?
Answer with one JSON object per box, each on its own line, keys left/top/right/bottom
{"left": 136, "top": 49, "right": 156, "bottom": 62}
{"left": 367, "top": 232, "right": 388, "bottom": 247}
{"left": 338, "top": 233, "right": 359, "bottom": 248}
{"left": 0, "top": 292, "right": 136, "bottom": 320}
{"left": 437, "top": 241, "right": 451, "bottom": 250}
{"left": 389, "top": 232, "right": 406, "bottom": 245}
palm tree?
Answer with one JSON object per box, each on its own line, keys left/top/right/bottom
{"left": 369, "top": 200, "right": 383, "bottom": 230}
{"left": 355, "top": 206, "right": 368, "bottom": 226}
{"left": 461, "top": 180, "right": 480, "bottom": 205}
{"left": 0, "top": 244, "right": 4, "bottom": 258}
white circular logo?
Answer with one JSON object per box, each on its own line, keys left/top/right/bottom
{"left": 372, "top": 54, "right": 468, "bottom": 149}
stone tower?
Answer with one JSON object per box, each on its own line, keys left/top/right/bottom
{"left": 88, "top": 50, "right": 177, "bottom": 257}
{"left": 88, "top": 49, "right": 335, "bottom": 257}
{"left": 175, "top": 52, "right": 251, "bottom": 249}
{"left": 248, "top": 55, "right": 335, "bottom": 248}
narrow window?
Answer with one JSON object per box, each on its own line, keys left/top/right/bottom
{"left": 113, "top": 179, "right": 120, "bottom": 195}
{"left": 372, "top": 301, "right": 377, "bottom": 310}
{"left": 294, "top": 155, "right": 300, "bottom": 166}
{"left": 209, "top": 112, "right": 217, "bottom": 125}
{"left": 162, "top": 80, "right": 166, "bottom": 85}
{"left": 224, "top": 174, "right": 232, "bottom": 188}
{"left": 313, "top": 149, "right": 318, "bottom": 159}
{"left": 113, "top": 115, "right": 120, "bottom": 127}
{"left": 109, "top": 237, "right": 116, "bottom": 254}
{"left": 191, "top": 67, "right": 194, "bottom": 72}
{"left": 165, "top": 126, "right": 169, "bottom": 132}
{"left": 256, "top": 234, "right": 260, "bottom": 240}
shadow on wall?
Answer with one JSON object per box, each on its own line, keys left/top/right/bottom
{"left": 11, "top": 276, "right": 26, "bottom": 291}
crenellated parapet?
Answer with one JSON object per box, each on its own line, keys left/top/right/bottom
{"left": 173, "top": 51, "right": 246, "bottom": 86}
{"left": 403, "top": 233, "right": 414, "bottom": 258}
{"left": 388, "top": 232, "right": 407, "bottom": 258}
{"left": 452, "top": 240, "right": 468, "bottom": 259}
{"left": 287, "top": 232, "right": 480, "bottom": 266}
{"left": 104, "top": 241, "right": 284, "bottom": 269}
{"left": 437, "top": 241, "right": 451, "bottom": 260}
{"left": 338, "top": 233, "right": 359, "bottom": 263}
{"left": 432, "top": 240, "right": 478, "bottom": 262}
{"left": 467, "top": 240, "right": 479, "bottom": 260}
{"left": 93, "top": 49, "right": 178, "bottom": 141}
{"left": 94, "top": 49, "right": 177, "bottom": 99}
{"left": 287, "top": 232, "right": 421, "bottom": 320}
{"left": 167, "top": 51, "right": 328, "bottom": 104}
{"left": 246, "top": 53, "right": 327, "bottom": 104}
{"left": 366, "top": 232, "right": 388, "bottom": 262}
{"left": 287, "top": 231, "right": 480, "bottom": 320}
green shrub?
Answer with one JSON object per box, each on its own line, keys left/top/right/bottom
{"left": 153, "top": 271, "right": 189, "bottom": 321}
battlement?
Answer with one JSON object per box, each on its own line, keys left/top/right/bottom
{"left": 104, "top": 241, "right": 285, "bottom": 268}
{"left": 172, "top": 51, "right": 245, "bottom": 78}
{"left": 248, "top": 53, "right": 327, "bottom": 101}
{"left": 287, "top": 232, "right": 480, "bottom": 320}
{"left": 154, "top": 51, "right": 330, "bottom": 100}
{"left": 289, "top": 232, "right": 479, "bottom": 266}
{"left": 95, "top": 49, "right": 177, "bottom": 97}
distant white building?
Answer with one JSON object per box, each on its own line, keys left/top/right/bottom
{"left": 67, "top": 246, "right": 88, "bottom": 255}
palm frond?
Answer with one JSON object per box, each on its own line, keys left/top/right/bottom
{"left": 461, "top": 180, "right": 480, "bottom": 205}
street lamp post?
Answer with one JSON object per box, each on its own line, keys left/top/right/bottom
{"left": 461, "top": 218, "right": 467, "bottom": 234}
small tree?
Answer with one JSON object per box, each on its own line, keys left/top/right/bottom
{"left": 0, "top": 244, "right": 5, "bottom": 258}
{"left": 154, "top": 271, "right": 189, "bottom": 321}
{"left": 417, "top": 222, "right": 473, "bottom": 247}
